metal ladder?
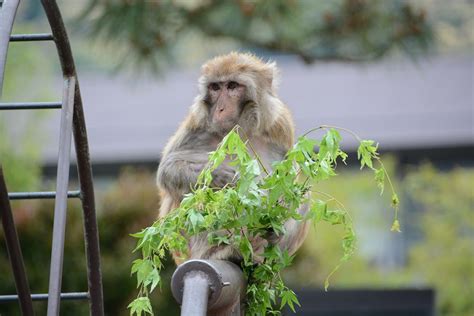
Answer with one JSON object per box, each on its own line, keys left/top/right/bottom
{"left": 0, "top": 0, "right": 104, "bottom": 315}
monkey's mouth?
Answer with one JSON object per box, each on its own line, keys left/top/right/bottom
{"left": 210, "top": 120, "right": 239, "bottom": 136}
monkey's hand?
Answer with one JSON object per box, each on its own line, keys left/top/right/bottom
{"left": 157, "top": 150, "right": 238, "bottom": 196}
{"left": 211, "top": 164, "right": 237, "bottom": 188}
{"left": 157, "top": 151, "right": 211, "bottom": 196}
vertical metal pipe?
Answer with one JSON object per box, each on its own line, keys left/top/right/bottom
{"left": 71, "top": 85, "right": 104, "bottom": 316}
{"left": 41, "top": 2, "right": 104, "bottom": 313}
{"left": 172, "top": 260, "right": 246, "bottom": 316}
{"left": 47, "top": 76, "right": 76, "bottom": 316}
{"left": 181, "top": 272, "right": 210, "bottom": 316}
{"left": 0, "top": 0, "right": 19, "bottom": 96}
{"left": 0, "top": 167, "right": 35, "bottom": 316}
{"left": 40, "top": 0, "right": 75, "bottom": 76}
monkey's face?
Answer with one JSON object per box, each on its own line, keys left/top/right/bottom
{"left": 207, "top": 80, "right": 247, "bottom": 135}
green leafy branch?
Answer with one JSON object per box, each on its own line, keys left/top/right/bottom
{"left": 305, "top": 125, "right": 400, "bottom": 231}
{"left": 128, "top": 125, "right": 400, "bottom": 315}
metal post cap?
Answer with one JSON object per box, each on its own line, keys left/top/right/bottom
{"left": 171, "top": 259, "right": 246, "bottom": 313}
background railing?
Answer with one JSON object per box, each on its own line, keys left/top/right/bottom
{"left": 0, "top": 1, "right": 104, "bottom": 315}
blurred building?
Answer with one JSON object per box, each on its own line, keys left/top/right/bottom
{"left": 34, "top": 54, "right": 473, "bottom": 272}
{"left": 40, "top": 55, "right": 473, "bottom": 176}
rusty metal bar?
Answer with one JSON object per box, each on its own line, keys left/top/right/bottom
{"left": 70, "top": 79, "right": 105, "bottom": 316}
{"left": 0, "top": 166, "right": 35, "bottom": 316}
{"left": 71, "top": 87, "right": 105, "bottom": 316}
{"left": 0, "top": 0, "right": 19, "bottom": 95}
{"left": 41, "top": 1, "right": 104, "bottom": 314}
{"left": 10, "top": 33, "right": 54, "bottom": 41}
{"left": 0, "top": 102, "right": 62, "bottom": 110}
{"left": 8, "top": 190, "right": 81, "bottom": 200}
{"left": 40, "top": 0, "right": 75, "bottom": 77}
{"left": 46, "top": 76, "right": 76, "bottom": 316}
{"left": 0, "top": 292, "right": 89, "bottom": 303}
{"left": 171, "top": 260, "right": 246, "bottom": 316}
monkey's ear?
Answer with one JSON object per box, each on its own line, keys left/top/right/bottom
{"left": 197, "top": 76, "right": 208, "bottom": 99}
{"left": 263, "top": 61, "right": 280, "bottom": 93}
{"left": 187, "top": 97, "right": 209, "bottom": 129}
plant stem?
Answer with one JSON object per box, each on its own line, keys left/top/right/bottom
{"left": 375, "top": 158, "right": 396, "bottom": 198}
{"left": 302, "top": 125, "right": 362, "bottom": 142}
{"left": 375, "top": 158, "right": 399, "bottom": 221}
{"left": 240, "top": 128, "right": 270, "bottom": 176}
{"left": 311, "top": 189, "right": 353, "bottom": 222}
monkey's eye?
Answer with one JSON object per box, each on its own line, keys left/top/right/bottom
{"left": 227, "top": 81, "right": 238, "bottom": 90}
{"left": 209, "top": 83, "right": 220, "bottom": 91}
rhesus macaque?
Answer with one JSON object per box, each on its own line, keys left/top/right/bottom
{"left": 157, "top": 52, "right": 309, "bottom": 264}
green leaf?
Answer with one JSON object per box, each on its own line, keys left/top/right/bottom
{"left": 148, "top": 268, "right": 160, "bottom": 292}
{"left": 323, "top": 128, "right": 342, "bottom": 160}
{"left": 212, "top": 234, "right": 231, "bottom": 245}
{"left": 239, "top": 235, "right": 253, "bottom": 265}
{"left": 131, "top": 259, "right": 143, "bottom": 275}
{"left": 280, "top": 288, "right": 300, "bottom": 312}
{"left": 324, "top": 209, "right": 345, "bottom": 225}
{"left": 309, "top": 199, "right": 327, "bottom": 222}
{"left": 374, "top": 168, "right": 385, "bottom": 194}
{"left": 187, "top": 209, "right": 204, "bottom": 231}
{"left": 128, "top": 297, "right": 153, "bottom": 316}
{"left": 357, "top": 140, "right": 378, "bottom": 170}
{"left": 134, "top": 259, "right": 153, "bottom": 288}
{"left": 391, "top": 193, "right": 400, "bottom": 208}
{"left": 391, "top": 219, "right": 401, "bottom": 232}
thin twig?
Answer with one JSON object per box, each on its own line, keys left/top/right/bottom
{"left": 311, "top": 189, "right": 353, "bottom": 222}
{"left": 240, "top": 127, "right": 270, "bottom": 176}
{"left": 302, "top": 125, "right": 362, "bottom": 142}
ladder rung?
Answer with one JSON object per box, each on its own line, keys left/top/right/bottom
{"left": 10, "top": 33, "right": 54, "bottom": 42}
{"left": 8, "top": 191, "right": 81, "bottom": 200}
{"left": 0, "top": 102, "right": 62, "bottom": 110}
{"left": 0, "top": 292, "right": 90, "bottom": 302}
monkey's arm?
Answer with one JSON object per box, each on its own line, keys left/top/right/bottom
{"left": 157, "top": 150, "right": 235, "bottom": 198}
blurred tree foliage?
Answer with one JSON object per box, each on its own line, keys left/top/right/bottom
{"left": 405, "top": 165, "right": 474, "bottom": 316}
{"left": 77, "top": 0, "right": 432, "bottom": 70}
{"left": 0, "top": 120, "right": 42, "bottom": 191}
{"left": 0, "top": 23, "right": 56, "bottom": 191}
{"left": 1, "top": 164, "right": 472, "bottom": 315}
{"left": 0, "top": 169, "right": 178, "bottom": 315}
{"left": 285, "top": 163, "right": 474, "bottom": 316}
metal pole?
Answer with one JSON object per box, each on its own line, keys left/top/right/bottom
{"left": 0, "top": 292, "right": 89, "bottom": 303}
{"left": 181, "top": 272, "right": 210, "bottom": 316}
{"left": 40, "top": 1, "right": 104, "bottom": 314}
{"left": 171, "top": 260, "right": 246, "bottom": 316}
{"left": 9, "top": 33, "right": 54, "bottom": 41}
{"left": 0, "top": 0, "right": 19, "bottom": 95}
{"left": 8, "top": 190, "right": 81, "bottom": 200}
{"left": 0, "top": 166, "right": 35, "bottom": 316}
{"left": 71, "top": 84, "right": 104, "bottom": 316}
{"left": 0, "top": 102, "right": 62, "bottom": 110}
{"left": 46, "top": 76, "right": 76, "bottom": 316}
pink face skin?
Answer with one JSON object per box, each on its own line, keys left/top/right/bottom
{"left": 207, "top": 81, "right": 246, "bottom": 133}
